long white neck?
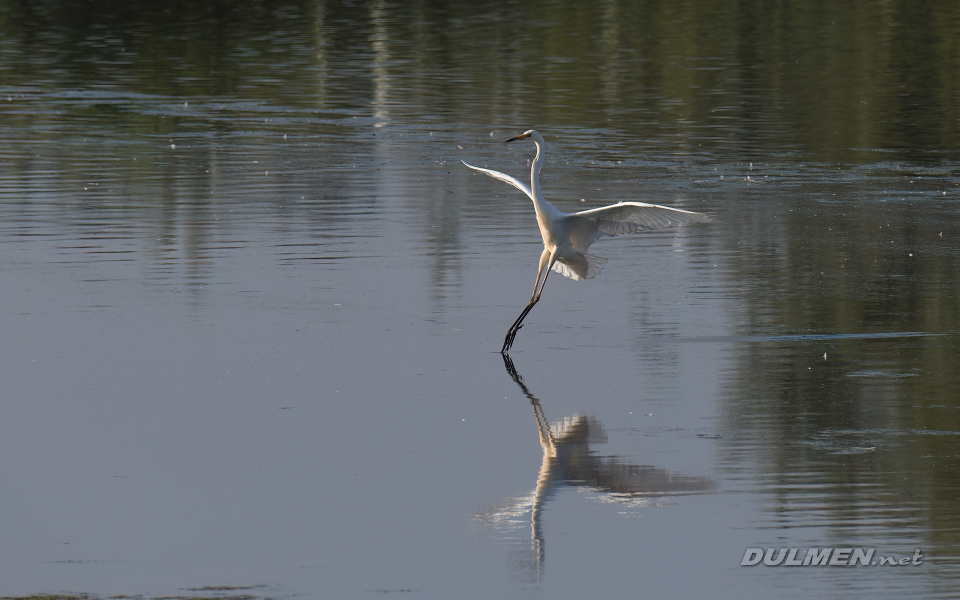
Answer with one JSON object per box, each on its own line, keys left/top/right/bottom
{"left": 528, "top": 131, "right": 549, "bottom": 212}
{"left": 525, "top": 131, "right": 564, "bottom": 248}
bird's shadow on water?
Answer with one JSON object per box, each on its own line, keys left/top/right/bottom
{"left": 474, "top": 354, "right": 715, "bottom": 583}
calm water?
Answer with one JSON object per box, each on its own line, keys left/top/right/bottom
{"left": 2, "top": 1, "right": 960, "bottom": 598}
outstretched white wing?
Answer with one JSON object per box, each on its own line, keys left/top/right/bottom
{"left": 564, "top": 202, "right": 711, "bottom": 251}
{"left": 461, "top": 160, "right": 533, "bottom": 201}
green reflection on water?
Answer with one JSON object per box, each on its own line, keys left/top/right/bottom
{"left": 2, "top": 0, "right": 959, "bottom": 159}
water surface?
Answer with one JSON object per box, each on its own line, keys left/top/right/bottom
{"left": 2, "top": 1, "right": 960, "bottom": 599}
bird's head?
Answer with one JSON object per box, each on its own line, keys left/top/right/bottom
{"left": 505, "top": 130, "right": 538, "bottom": 143}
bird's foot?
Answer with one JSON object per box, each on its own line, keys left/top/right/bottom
{"left": 502, "top": 299, "right": 536, "bottom": 353}
{"left": 501, "top": 329, "right": 518, "bottom": 353}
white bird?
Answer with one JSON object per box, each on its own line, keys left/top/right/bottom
{"left": 462, "top": 130, "right": 711, "bottom": 353}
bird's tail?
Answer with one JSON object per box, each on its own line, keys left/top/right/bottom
{"left": 552, "top": 253, "right": 608, "bottom": 281}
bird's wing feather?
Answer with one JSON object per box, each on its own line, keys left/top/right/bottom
{"left": 461, "top": 160, "right": 533, "bottom": 200}
{"left": 564, "top": 202, "right": 710, "bottom": 250}
{"left": 551, "top": 253, "right": 608, "bottom": 280}
{"left": 572, "top": 201, "right": 711, "bottom": 229}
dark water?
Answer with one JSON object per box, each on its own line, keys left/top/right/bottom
{"left": 2, "top": 1, "right": 960, "bottom": 599}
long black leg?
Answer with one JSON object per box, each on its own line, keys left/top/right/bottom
{"left": 502, "top": 298, "right": 539, "bottom": 353}
{"left": 502, "top": 249, "right": 555, "bottom": 353}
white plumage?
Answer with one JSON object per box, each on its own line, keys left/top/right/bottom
{"left": 463, "top": 129, "right": 711, "bottom": 352}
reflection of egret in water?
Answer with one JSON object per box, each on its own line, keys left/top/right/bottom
{"left": 474, "top": 354, "right": 714, "bottom": 582}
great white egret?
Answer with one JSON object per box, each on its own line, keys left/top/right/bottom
{"left": 462, "top": 130, "right": 711, "bottom": 353}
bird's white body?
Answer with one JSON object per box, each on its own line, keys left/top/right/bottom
{"left": 462, "top": 129, "right": 710, "bottom": 351}
{"left": 463, "top": 130, "right": 708, "bottom": 282}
